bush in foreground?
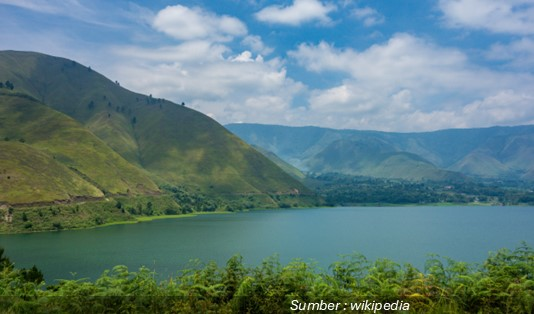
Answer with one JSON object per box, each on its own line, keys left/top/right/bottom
{"left": 0, "top": 243, "right": 532, "bottom": 313}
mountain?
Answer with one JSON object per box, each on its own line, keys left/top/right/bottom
{"left": 0, "top": 51, "right": 310, "bottom": 206}
{"left": 226, "top": 123, "right": 534, "bottom": 181}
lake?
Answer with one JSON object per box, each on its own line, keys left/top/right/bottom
{"left": 1, "top": 206, "right": 533, "bottom": 283}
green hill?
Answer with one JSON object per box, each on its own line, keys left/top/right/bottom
{"left": 0, "top": 50, "right": 309, "bottom": 207}
{"left": 306, "top": 138, "right": 458, "bottom": 180}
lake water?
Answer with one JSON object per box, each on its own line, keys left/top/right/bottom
{"left": 1, "top": 206, "right": 533, "bottom": 283}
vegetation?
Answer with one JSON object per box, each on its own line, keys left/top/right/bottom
{"left": 0, "top": 92, "right": 159, "bottom": 204}
{"left": 1, "top": 243, "right": 532, "bottom": 313}
{"left": 0, "top": 185, "right": 319, "bottom": 234}
{"left": 0, "top": 194, "right": 179, "bottom": 233}
{"left": 309, "top": 173, "right": 534, "bottom": 206}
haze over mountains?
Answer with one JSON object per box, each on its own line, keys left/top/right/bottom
{"left": 0, "top": 51, "right": 308, "bottom": 205}
{"left": 226, "top": 123, "right": 534, "bottom": 182}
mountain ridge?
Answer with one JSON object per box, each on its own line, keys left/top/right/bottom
{"left": 226, "top": 123, "right": 534, "bottom": 181}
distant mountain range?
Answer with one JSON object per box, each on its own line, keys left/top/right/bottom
{"left": 0, "top": 51, "right": 309, "bottom": 206}
{"left": 226, "top": 123, "right": 534, "bottom": 182}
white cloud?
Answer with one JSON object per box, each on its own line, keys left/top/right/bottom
{"left": 231, "top": 50, "right": 265, "bottom": 63}
{"left": 113, "top": 41, "right": 229, "bottom": 63}
{"left": 241, "top": 35, "right": 274, "bottom": 55}
{"left": 153, "top": 5, "right": 247, "bottom": 41}
{"left": 290, "top": 34, "right": 475, "bottom": 93}
{"left": 0, "top": 0, "right": 87, "bottom": 15}
{"left": 487, "top": 37, "right": 534, "bottom": 69}
{"left": 289, "top": 33, "right": 534, "bottom": 131}
{"left": 462, "top": 90, "right": 534, "bottom": 125}
{"left": 110, "top": 41, "right": 304, "bottom": 125}
{"left": 309, "top": 84, "right": 377, "bottom": 113}
{"left": 255, "top": 0, "right": 336, "bottom": 26}
{"left": 352, "top": 7, "right": 384, "bottom": 26}
{"left": 439, "top": 0, "right": 534, "bottom": 35}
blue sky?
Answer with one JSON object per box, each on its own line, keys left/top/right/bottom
{"left": 1, "top": 0, "right": 534, "bottom": 131}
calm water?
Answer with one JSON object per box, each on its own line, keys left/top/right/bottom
{"left": 1, "top": 206, "right": 533, "bottom": 283}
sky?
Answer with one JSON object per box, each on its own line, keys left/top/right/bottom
{"left": 1, "top": 0, "right": 534, "bottom": 132}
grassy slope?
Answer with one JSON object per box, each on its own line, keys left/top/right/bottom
{"left": 133, "top": 100, "right": 309, "bottom": 194}
{"left": 0, "top": 51, "right": 309, "bottom": 197}
{"left": 0, "top": 92, "right": 159, "bottom": 204}
{"left": 0, "top": 141, "right": 102, "bottom": 204}
{"left": 306, "top": 138, "right": 458, "bottom": 181}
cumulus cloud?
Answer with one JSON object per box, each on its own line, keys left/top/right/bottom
{"left": 487, "top": 37, "right": 534, "bottom": 69}
{"left": 289, "top": 33, "right": 534, "bottom": 131}
{"left": 290, "top": 34, "right": 476, "bottom": 94}
{"left": 255, "top": 0, "right": 336, "bottom": 26}
{"left": 153, "top": 5, "right": 247, "bottom": 41}
{"left": 462, "top": 90, "right": 534, "bottom": 125}
{"left": 352, "top": 7, "right": 384, "bottom": 26}
{"left": 110, "top": 40, "right": 304, "bottom": 125}
{"left": 241, "top": 35, "right": 274, "bottom": 55}
{"left": 439, "top": 0, "right": 534, "bottom": 35}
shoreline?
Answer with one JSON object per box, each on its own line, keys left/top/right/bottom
{"left": 0, "top": 211, "right": 234, "bottom": 235}
{"left": 98, "top": 211, "right": 234, "bottom": 227}
{"left": 1, "top": 202, "right": 531, "bottom": 235}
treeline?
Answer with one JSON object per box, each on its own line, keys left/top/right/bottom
{"left": 309, "top": 173, "right": 534, "bottom": 206}
{"left": 1, "top": 244, "right": 532, "bottom": 313}
{"left": 1, "top": 185, "right": 318, "bottom": 233}
{"left": 0, "top": 80, "right": 14, "bottom": 90}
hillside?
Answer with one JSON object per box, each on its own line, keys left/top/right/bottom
{"left": 226, "top": 123, "right": 534, "bottom": 181}
{"left": 0, "top": 50, "right": 310, "bottom": 206}
{"left": 0, "top": 91, "right": 159, "bottom": 204}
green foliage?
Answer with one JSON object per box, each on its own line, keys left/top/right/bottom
{"left": 310, "top": 173, "right": 534, "bottom": 206}
{"left": 1, "top": 244, "right": 532, "bottom": 313}
{"left": 0, "top": 194, "right": 181, "bottom": 233}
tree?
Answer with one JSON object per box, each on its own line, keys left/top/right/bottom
{"left": 0, "top": 247, "right": 13, "bottom": 270}
{"left": 4, "top": 80, "right": 14, "bottom": 90}
{"left": 21, "top": 265, "right": 44, "bottom": 283}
